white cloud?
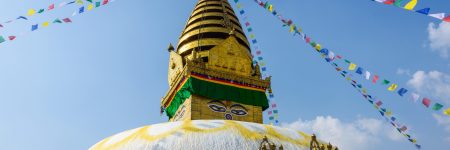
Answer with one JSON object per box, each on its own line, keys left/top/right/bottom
{"left": 282, "top": 116, "right": 401, "bottom": 150}
{"left": 427, "top": 22, "right": 450, "bottom": 58}
{"left": 432, "top": 114, "right": 450, "bottom": 141}
{"left": 406, "top": 70, "right": 450, "bottom": 105}
{"left": 396, "top": 68, "right": 411, "bottom": 76}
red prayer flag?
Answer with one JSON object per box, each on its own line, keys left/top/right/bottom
{"left": 8, "top": 36, "right": 16, "bottom": 41}
{"left": 48, "top": 4, "right": 55, "bottom": 10}
{"left": 376, "top": 101, "right": 383, "bottom": 106}
{"left": 103, "top": 0, "right": 109, "bottom": 5}
{"left": 372, "top": 75, "right": 379, "bottom": 83}
{"left": 305, "top": 37, "right": 311, "bottom": 43}
{"left": 62, "top": 18, "right": 72, "bottom": 23}
{"left": 422, "top": 98, "right": 431, "bottom": 108}
{"left": 336, "top": 55, "right": 342, "bottom": 59}
{"left": 245, "top": 22, "right": 250, "bottom": 27}
{"left": 444, "top": 15, "right": 450, "bottom": 22}
{"left": 256, "top": 50, "right": 261, "bottom": 55}
{"left": 384, "top": 0, "right": 395, "bottom": 5}
{"left": 272, "top": 104, "right": 277, "bottom": 108}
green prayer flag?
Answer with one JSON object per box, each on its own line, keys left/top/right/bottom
{"left": 310, "top": 42, "right": 317, "bottom": 47}
{"left": 38, "top": 9, "right": 45, "bottom": 13}
{"left": 394, "top": 0, "right": 404, "bottom": 7}
{"left": 0, "top": 36, "right": 5, "bottom": 43}
{"left": 96, "top": 2, "right": 101, "bottom": 7}
{"left": 383, "top": 80, "right": 390, "bottom": 85}
{"left": 53, "top": 19, "right": 62, "bottom": 23}
{"left": 87, "top": 0, "right": 93, "bottom": 3}
{"left": 433, "top": 103, "right": 444, "bottom": 111}
{"left": 344, "top": 59, "right": 351, "bottom": 63}
{"left": 264, "top": 2, "right": 269, "bottom": 9}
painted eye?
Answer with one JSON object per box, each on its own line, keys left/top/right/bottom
{"left": 231, "top": 109, "right": 248, "bottom": 116}
{"left": 208, "top": 104, "right": 226, "bottom": 112}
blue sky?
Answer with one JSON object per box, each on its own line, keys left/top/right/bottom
{"left": 0, "top": 0, "right": 449, "bottom": 149}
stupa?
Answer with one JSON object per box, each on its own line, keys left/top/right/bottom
{"left": 90, "top": 0, "right": 338, "bottom": 149}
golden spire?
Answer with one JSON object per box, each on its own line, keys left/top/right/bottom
{"left": 176, "top": 0, "right": 250, "bottom": 58}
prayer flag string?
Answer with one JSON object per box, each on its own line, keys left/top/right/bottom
{"left": 372, "top": 0, "right": 450, "bottom": 22}
{"left": 233, "top": 0, "right": 280, "bottom": 126}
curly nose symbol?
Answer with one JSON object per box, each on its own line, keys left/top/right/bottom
{"left": 225, "top": 113, "right": 233, "bottom": 120}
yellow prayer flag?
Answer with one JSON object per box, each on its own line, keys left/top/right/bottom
{"left": 386, "top": 111, "right": 392, "bottom": 116}
{"left": 388, "top": 84, "right": 398, "bottom": 91}
{"left": 348, "top": 63, "right": 357, "bottom": 70}
{"left": 289, "top": 25, "right": 295, "bottom": 33}
{"left": 315, "top": 44, "right": 321, "bottom": 51}
{"left": 237, "top": 4, "right": 242, "bottom": 9}
{"left": 27, "top": 9, "right": 36, "bottom": 16}
{"left": 88, "top": 4, "right": 94, "bottom": 11}
{"left": 268, "top": 5, "right": 273, "bottom": 12}
{"left": 42, "top": 22, "right": 49, "bottom": 27}
{"left": 76, "top": 0, "right": 84, "bottom": 4}
{"left": 250, "top": 34, "right": 255, "bottom": 39}
{"left": 444, "top": 108, "right": 450, "bottom": 116}
{"left": 404, "top": 0, "right": 418, "bottom": 10}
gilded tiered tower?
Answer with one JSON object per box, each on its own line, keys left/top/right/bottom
{"left": 161, "top": 0, "right": 271, "bottom": 123}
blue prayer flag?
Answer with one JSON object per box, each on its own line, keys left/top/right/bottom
{"left": 397, "top": 88, "right": 408, "bottom": 96}
{"left": 252, "top": 39, "right": 257, "bottom": 44}
{"left": 31, "top": 24, "right": 38, "bottom": 31}
{"left": 261, "top": 67, "right": 266, "bottom": 71}
{"left": 17, "top": 16, "right": 28, "bottom": 20}
{"left": 79, "top": 6, "right": 85, "bottom": 14}
{"left": 416, "top": 8, "right": 430, "bottom": 15}
{"left": 356, "top": 67, "right": 363, "bottom": 75}
{"left": 258, "top": 57, "right": 263, "bottom": 60}
{"left": 239, "top": 10, "right": 245, "bottom": 15}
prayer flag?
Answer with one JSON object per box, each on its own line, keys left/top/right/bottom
{"left": 31, "top": 24, "right": 38, "bottom": 31}
{"left": 53, "top": 19, "right": 62, "bottom": 23}
{"left": 8, "top": 36, "right": 16, "bottom": 41}
{"left": 103, "top": 0, "right": 109, "bottom": 5}
{"left": 0, "top": 24, "right": 3, "bottom": 28}
{"left": 96, "top": 2, "right": 101, "bottom": 7}
{"left": 27, "top": 9, "right": 36, "bottom": 16}
{"left": 365, "top": 71, "right": 371, "bottom": 80}
{"left": 444, "top": 15, "right": 450, "bottom": 22}
{"left": 245, "top": 22, "right": 250, "bottom": 27}
{"left": 272, "top": 103, "right": 277, "bottom": 108}
{"left": 432, "top": 103, "right": 443, "bottom": 111}
{"left": 397, "top": 88, "right": 408, "bottom": 96}
{"left": 400, "top": 126, "right": 408, "bottom": 132}
{"left": 67, "top": 1, "right": 76, "bottom": 5}
{"left": 256, "top": 50, "right": 261, "bottom": 55}
{"left": 444, "top": 108, "right": 450, "bottom": 116}
{"left": 237, "top": 3, "right": 242, "bottom": 9}
{"left": 269, "top": 116, "right": 274, "bottom": 120}
{"left": 240, "top": 10, "right": 245, "bottom": 15}
{"left": 305, "top": 36, "right": 310, "bottom": 43}
{"left": 48, "top": 4, "right": 55, "bottom": 10}
{"left": 273, "top": 110, "right": 278, "bottom": 114}
{"left": 268, "top": 111, "right": 272, "bottom": 115}
{"left": 416, "top": 8, "right": 430, "bottom": 15}
{"left": 411, "top": 93, "right": 420, "bottom": 102}
{"left": 382, "top": 80, "right": 390, "bottom": 85}
{"left": 429, "top": 13, "right": 445, "bottom": 20}
{"left": 252, "top": 39, "right": 257, "bottom": 44}
{"left": 315, "top": 44, "right": 321, "bottom": 51}
{"left": 268, "top": 5, "right": 273, "bottom": 12}
{"left": 88, "top": 4, "right": 94, "bottom": 11}
{"left": 394, "top": 0, "right": 404, "bottom": 7}
{"left": 0, "top": 36, "right": 5, "bottom": 43}
{"left": 42, "top": 22, "right": 49, "bottom": 27}
{"left": 403, "top": 0, "right": 417, "bottom": 10}
{"left": 348, "top": 63, "right": 357, "bottom": 71}
{"left": 258, "top": 57, "right": 263, "bottom": 60}
{"left": 247, "top": 27, "right": 252, "bottom": 32}
{"left": 63, "top": 18, "right": 72, "bottom": 23}
{"left": 386, "top": 111, "right": 392, "bottom": 116}
{"left": 422, "top": 98, "right": 431, "bottom": 108}
{"left": 384, "top": 0, "right": 395, "bottom": 5}
{"left": 38, "top": 9, "right": 45, "bottom": 13}
{"left": 17, "top": 16, "right": 28, "bottom": 20}
{"left": 87, "top": 0, "right": 93, "bottom": 3}
{"left": 388, "top": 84, "right": 398, "bottom": 91}
{"left": 372, "top": 75, "right": 380, "bottom": 83}
{"left": 376, "top": 101, "right": 383, "bottom": 106}
{"left": 79, "top": 6, "right": 85, "bottom": 14}
{"left": 356, "top": 67, "right": 363, "bottom": 75}
{"left": 250, "top": 34, "right": 255, "bottom": 39}
{"left": 76, "top": 0, "right": 84, "bottom": 4}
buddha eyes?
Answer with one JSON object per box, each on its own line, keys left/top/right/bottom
{"left": 208, "top": 104, "right": 227, "bottom": 112}
{"left": 231, "top": 109, "right": 248, "bottom": 116}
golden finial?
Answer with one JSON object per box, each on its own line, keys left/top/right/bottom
{"left": 167, "top": 43, "right": 175, "bottom": 52}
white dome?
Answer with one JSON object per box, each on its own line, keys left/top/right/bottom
{"left": 90, "top": 120, "right": 317, "bottom": 150}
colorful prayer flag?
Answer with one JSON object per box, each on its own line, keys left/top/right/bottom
{"left": 422, "top": 98, "right": 431, "bottom": 108}
{"left": 394, "top": 0, "right": 404, "bottom": 7}
{"left": 416, "top": 8, "right": 430, "bottom": 15}
{"left": 87, "top": 0, "right": 93, "bottom": 3}
{"left": 365, "top": 71, "right": 371, "bottom": 80}
{"left": 38, "top": 9, "right": 45, "bottom": 13}
{"left": 403, "top": 0, "right": 417, "bottom": 10}
{"left": 432, "top": 103, "right": 444, "bottom": 111}
{"left": 53, "top": 19, "right": 62, "bottom": 23}
{"left": 272, "top": 103, "right": 277, "bottom": 108}
{"left": 27, "top": 9, "right": 36, "bottom": 16}
{"left": 397, "top": 88, "right": 408, "bottom": 96}
{"left": 388, "top": 84, "right": 398, "bottom": 91}
{"left": 444, "top": 15, "right": 450, "bottom": 22}
{"left": 48, "top": 4, "right": 55, "bottom": 10}
{"left": 384, "top": 0, "right": 395, "bottom": 5}
{"left": 76, "top": 0, "right": 84, "bottom": 4}
{"left": 356, "top": 67, "right": 363, "bottom": 75}
{"left": 103, "top": 0, "right": 109, "bottom": 5}
{"left": 96, "top": 2, "right": 101, "bottom": 7}
{"left": 368, "top": 74, "right": 378, "bottom": 83}
{"left": 88, "top": 4, "right": 94, "bottom": 11}
{"left": 42, "top": 22, "right": 49, "bottom": 27}
{"left": 0, "top": 36, "right": 5, "bottom": 43}
{"left": 31, "top": 24, "right": 38, "bottom": 31}
{"left": 348, "top": 63, "right": 357, "bottom": 71}
{"left": 411, "top": 93, "right": 420, "bottom": 102}
{"left": 79, "top": 6, "right": 85, "bottom": 14}
{"left": 63, "top": 18, "right": 72, "bottom": 23}
{"left": 382, "top": 80, "right": 390, "bottom": 85}
{"left": 429, "top": 13, "right": 445, "bottom": 20}
{"left": 444, "top": 108, "right": 450, "bottom": 116}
